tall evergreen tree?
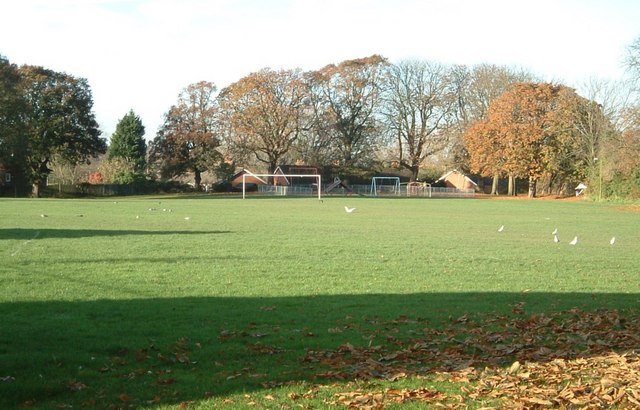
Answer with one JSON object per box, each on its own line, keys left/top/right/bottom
{"left": 108, "top": 109, "right": 146, "bottom": 172}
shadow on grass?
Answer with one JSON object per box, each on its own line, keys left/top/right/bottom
{"left": 0, "top": 228, "right": 231, "bottom": 240}
{"left": 1, "top": 292, "right": 638, "bottom": 408}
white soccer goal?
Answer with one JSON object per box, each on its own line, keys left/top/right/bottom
{"left": 406, "top": 181, "right": 432, "bottom": 197}
{"left": 242, "top": 174, "right": 322, "bottom": 200}
{"left": 370, "top": 177, "right": 401, "bottom": 196}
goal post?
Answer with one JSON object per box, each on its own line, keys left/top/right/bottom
{"left": 370, "top": 177, "right": 401, "bottom": 196}
{"left": 242, "top": 174, "right": 322, "bottom": 200}
{"left": 406, "top": 181, "right": 432, "bottom": 197}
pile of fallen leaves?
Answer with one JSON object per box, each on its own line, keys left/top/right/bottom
{"left": 303, "top": 308, "right": 640, "bottom": 408}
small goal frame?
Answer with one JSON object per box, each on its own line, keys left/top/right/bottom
{"left": 370, "top": 176, "right": 401, "bottom": 196}
{"left": 242, "top": 173, "right": 322, "bottom": 200}
{"left": 406, "top": 181, "right": 432, "bottom": 197}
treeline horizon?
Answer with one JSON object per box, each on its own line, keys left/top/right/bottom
{"left": 2, "top": 40, "right": 640, "bottom": 198}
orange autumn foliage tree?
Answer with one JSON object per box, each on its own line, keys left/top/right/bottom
{"left": 465, "top": 82, "right": 597, "bottom": 197}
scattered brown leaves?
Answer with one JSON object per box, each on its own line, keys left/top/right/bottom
{"left": 334, "top": 387, "right": 451, "bottom": 408}
{"left": 248, "top": 342, "right": 285, "bottom": 354}
{"left": 66, "top": 380, "right": 87, "bottom": 391}
{"left": 304, "top": 308, "right": 640, "bottom": 408}
{"left": 156, "top": 377, "right": 176, "bottom": 385}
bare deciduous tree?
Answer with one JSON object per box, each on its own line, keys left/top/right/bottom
{"left": 307, "top": 55, "right": 388, "bottom": 170}
{"left": 626, "top": 36, "right": 640, "bottom": 89}
{"left": 383, "top": 60, "right": 456, "bottom": 181}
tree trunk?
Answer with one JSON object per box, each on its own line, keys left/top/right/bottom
{"left": 491, "top": 174, "right": 499, "bottom": 195}
{"left": 267, "top": 160, "right": 278, "bottom": 185}
{"left": 410, "top": 165, "right": 419, "bottom": 182}
{"left": 31, "top": 182, "right": 41, "bottom": 198}
{"left": 477, "top": 175, "right": 485, "bottom": 193}
{"left": 31, "top": 161, "right": 50, "bottom": 197}
{"left": 528, "top": 177, "right": 537, "bottom": 198}
{"left": 507, "top": 175, "right": 516, "bottom": 196}
{"left": 194, "top": 169, "right": 202, "bottom": 191}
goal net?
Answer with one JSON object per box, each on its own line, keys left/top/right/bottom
{"left": 406, "top": 181, "right": 432, "bottom": 197}
{"left": 242, "top": 174, "right": 322, "bottom": 200}
{"left": 370, "top": 177, "right": 401, "bottom": 196}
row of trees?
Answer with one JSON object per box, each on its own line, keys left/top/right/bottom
{"left": 0, "top": 54, "right": 150, "bottom": 195}
{"left": 465, "top": 83, "right": 613, "bottom": 197}
{"left": 149, "top": 56, "right": 540, "bottom": 190}
{"left": 149, "top": 54, "right": 623, "bottom": 197}
{"left": 2, "top": 36, "right": 640, "bottom": 197}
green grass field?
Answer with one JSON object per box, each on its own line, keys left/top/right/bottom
{"left": 1, "top": 195, "right": 639, "bottom": 408}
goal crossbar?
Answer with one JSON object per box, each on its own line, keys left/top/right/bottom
{"left": 242, "top": 174, "right": 322, "bottom": 200}
{"left": 370, "top": 176, "right": 401, "bottom": 196}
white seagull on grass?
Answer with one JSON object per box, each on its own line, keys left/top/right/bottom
{"left": 569, "top": 236, "right": 578, "bottom": 245}
{"left": 553, "top": 234, "right": 559, "bottom": 243}
{"left": 344, "top": 206, "right": 356, "bottom": 213}
{"left": 552, "top": 228, "right": 558, "bottom": 235}
{"left": 497, "top": 225, "right": 504, "bottom": 232}
{"left": 610, "top": 237, "right": 616, "bottom": 245}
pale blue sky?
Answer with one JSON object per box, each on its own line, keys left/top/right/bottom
{"left": 1, "top": 0, "right": 639, "bottom": 139}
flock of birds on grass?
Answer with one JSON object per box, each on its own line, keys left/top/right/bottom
{"left": 40, "top": 203, "right": 618, "bottom": 246}
{"left": 133, "top": 206, "right": 191, "bottom": 220}
{"left": 343, "top": 206, "right": 617, "bottom": 247}
{"left": 498, "top": 224, "right": 616, "bottom": 246}
{"left": 42, "top": 202, "right": 194, "bottom": 221}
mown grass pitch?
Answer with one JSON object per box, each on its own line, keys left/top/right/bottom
{"left": 1, "top": 196, "right": 639, "bottom": 408}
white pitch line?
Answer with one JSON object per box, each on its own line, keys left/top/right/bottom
{"left": 10, "top": 231, "right": 41, "bottom": 257}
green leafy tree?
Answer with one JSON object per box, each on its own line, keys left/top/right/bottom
{"left": 18, "top": 65, "right": 106, "bottom": 196}
{"left": 108, "top": 109, "right": 146, "bottom": 173}
{"left": 149, "top": 81, "right": 220, "bottom": 190}
{"left": 214, "top": 161, "right": 236, "bottom": 183}
{"left": 99, "top": 157, "right": 136, "bottom": 184}
{"left": 0, "top": 55, "right": 27, "bottom": 193}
